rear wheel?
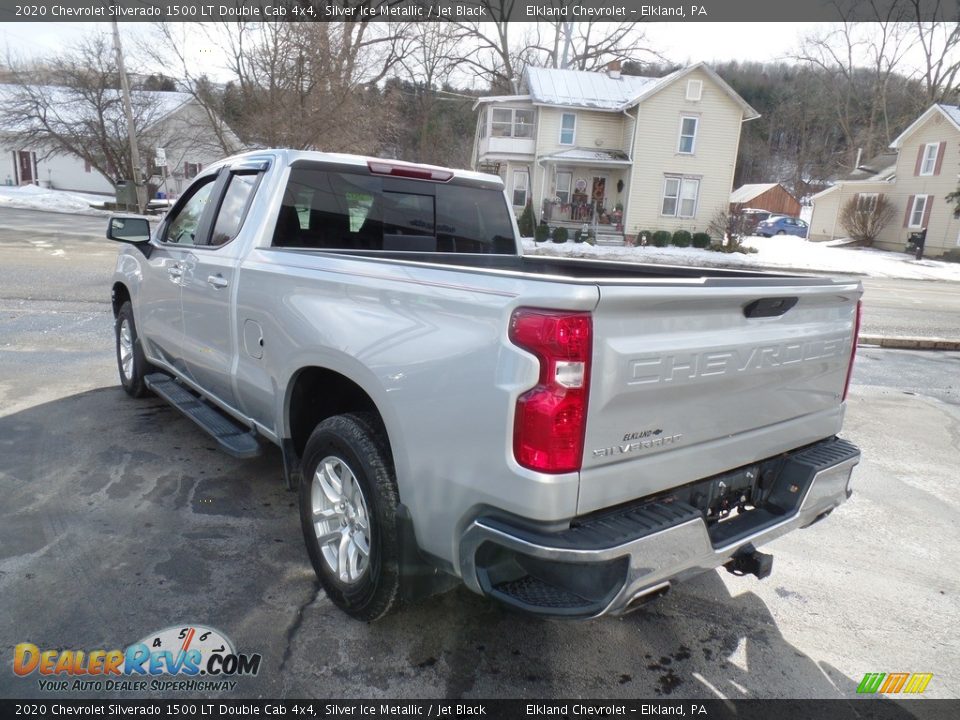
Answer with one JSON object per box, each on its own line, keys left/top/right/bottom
{"left": 299, "top": 413, "right": 401, "bottom": 621}
{"left": 115, "top": 301, "right": 155, "bottom": 398}
{"left": 776, "top": 230, "right": 786, "bottom": 235}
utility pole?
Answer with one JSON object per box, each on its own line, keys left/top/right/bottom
{"left": 111, "top": 20, "right": 146, "bottom": 214}
{"left": 559, "top": 20, "right": 574, "bottom": 69}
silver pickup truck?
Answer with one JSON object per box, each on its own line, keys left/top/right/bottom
{"left": 107, "top": 149, "right": 862, "bottom": 621}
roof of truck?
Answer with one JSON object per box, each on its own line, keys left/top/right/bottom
{"left": 212, "top": 149, "right": 504, "bottom": 187}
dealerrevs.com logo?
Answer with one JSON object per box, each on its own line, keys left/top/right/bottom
{"left": 13, "top": 625, "right": 262, "bottom": 692}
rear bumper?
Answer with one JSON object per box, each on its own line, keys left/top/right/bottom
{"left": 458, "top": 437, "right": 860, "bottom": 618}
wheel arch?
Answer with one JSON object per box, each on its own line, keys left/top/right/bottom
{"left": 111, "top": 282, "right": 131, "bottom": 318}
{"left": 285, "top": 366, "right": 392, "bottom": 461}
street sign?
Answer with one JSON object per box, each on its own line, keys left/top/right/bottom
{"left": 155, "top": 148, "right": 167, "bottom": 168}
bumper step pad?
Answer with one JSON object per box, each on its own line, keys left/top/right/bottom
{"left": 494, "top": 576, "right": 594, "bottom": 610}
{"left": 144, "top": 373, "right": 261, "bottom": 459}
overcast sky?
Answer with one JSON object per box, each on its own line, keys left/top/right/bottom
{"left": 0, "top": 21, "right": 937, "bottom": 84}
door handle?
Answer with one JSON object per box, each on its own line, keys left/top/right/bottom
{"left": 167, "top": 265, "right": 183, "bottom": 278}
{"left": 207, "top": 274, "right": 229, "bottom": 289}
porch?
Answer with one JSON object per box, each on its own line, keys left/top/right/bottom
{"left": 535, "top": 149, "right": 631, "bottom": 245}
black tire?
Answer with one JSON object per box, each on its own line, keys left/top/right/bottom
{"left": 115, "top": 301, "right": 155, "bottom": 398}
{"left": 776, "top": 230, "right": 786, "bottom": 235}
{"left": 299, "top": 413, "right": 401, "bottom": 621}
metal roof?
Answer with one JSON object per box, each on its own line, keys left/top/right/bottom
{"left": 540, "top": 147, "right": 632, "bottom": 165}
{"left": 729, "top": 183, "right": 781, "bottom": 204}
{"left": 889, "top": 103, "right": 960, "bottom": 148}
{"left": 524, "top": 67, "right": 664, "bottom": 110}
{"left": 940, "top": 104, "right": 960, "bottom": 128}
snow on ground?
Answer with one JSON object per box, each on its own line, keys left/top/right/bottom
{"left": 0, "top": 184, "right": 110, "bottom": 216}
{"left": 522, "top": 235, "right": 960, "bottom": 282}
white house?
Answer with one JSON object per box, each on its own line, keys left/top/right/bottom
{"left": 809, "top": 104, "right": 960, "bottom": 256}
{"left": 472, "top": 62, "right": 759, "bottom": 243}
{"left": 0, "top": 85, "right": 242, "bottom": 198}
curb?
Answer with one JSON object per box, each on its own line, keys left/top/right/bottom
{"left": 859, "top": 335, "right": 960, "bottom": 351}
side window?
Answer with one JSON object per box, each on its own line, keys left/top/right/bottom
{"left": 163, "top": 178, "right": 216, "bottom": 245}
{"left": 209, "top": 173, "right": 260, "bottom": 247}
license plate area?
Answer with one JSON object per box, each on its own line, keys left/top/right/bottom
{"left": 696, "top": 465, "right": 762, "bottom": 526}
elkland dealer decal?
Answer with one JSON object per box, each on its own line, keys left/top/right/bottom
{"left": 13, "top": 625, "right": 261, "bottom": 692}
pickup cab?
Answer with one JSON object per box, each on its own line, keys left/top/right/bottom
{"left": 107, "top": 149, "right": 862, "bottom": 620}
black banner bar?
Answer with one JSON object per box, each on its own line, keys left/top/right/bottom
{"left": 2, "top": 699, "right": 959, "bottom": 720}
{"left": 0, "top": 0, "right": 959, "bottom": 23}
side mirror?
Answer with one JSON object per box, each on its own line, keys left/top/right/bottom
{"left": 107, "top": 215, "right": 151, "bottom": 243}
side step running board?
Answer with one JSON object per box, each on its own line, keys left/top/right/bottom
{"left": 144, "top": 373, "right": 262, "bottom": 459}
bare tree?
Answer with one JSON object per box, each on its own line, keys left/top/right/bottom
{"left": 839, "top": 194, "right": 897, "bottom": 246}
{"left": 796, "top": 13, "right": 912, "bottom": 171}
{"left": 182, "top": 17, "right": 411, "bottom": 152}
{"left": 0, "top": 34, "right": 171, "bottom": 189}
{"left": 530, "top": 20, "right": 657, "bottom": 71}
{"left": 140, "top": 23, "right": 243, "bottom": 155}
{"left": 905, "top": 0, "right": 960, "bottom": 104}
{"left": 398, "top": 23, "right": 460, "bottom": 162}
{"left": 452, "top": 10, "right": 658, "bottom": 92}
{"left": 450, "top": 2, "right": 531, "bottom": 93}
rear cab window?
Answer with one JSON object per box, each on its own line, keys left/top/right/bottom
{"left": 271, "top": 162, "right": 516, "bottom": 254}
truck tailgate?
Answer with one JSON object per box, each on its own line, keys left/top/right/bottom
{"left": 579, "top": 280, "right": 861, "bottom": 514}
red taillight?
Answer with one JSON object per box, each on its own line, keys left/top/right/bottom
{"left": 367, "top": 160, "right": 453, "bottom": 182}
{"left": 509, "top": 308, "right": 592, "bottom": 473}
{"left": 842, "top": 300, "right": 862, "bottom": 401}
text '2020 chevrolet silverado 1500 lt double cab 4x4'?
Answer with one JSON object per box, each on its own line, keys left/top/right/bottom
{"left": 107, "top": 150, "right": 862, "bottom": 621}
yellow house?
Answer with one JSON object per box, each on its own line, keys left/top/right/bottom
{"left": 471, "top": 62, "right": 759, "bottom": 244}
{"left": 809, "top": 104, "right": 960, "bottom": 257}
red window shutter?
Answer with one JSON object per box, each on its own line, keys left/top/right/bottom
{"left": 914, "top": 146, "right": 925, "bottom": 175}
{"left": 903, "top": 195, "right": 915, "bottom": 227}
{"left": 921, "top": 197, "right": 934, "bottom": 228}
{"left": 934, "top": 142, "right": 946, "bottom": 175}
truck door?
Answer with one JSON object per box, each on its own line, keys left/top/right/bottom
{"left": 179, "top": 168, "right": 263, "bottom": 412}
{"left": 138, "top": 174, "right": 219, "bottom": 371}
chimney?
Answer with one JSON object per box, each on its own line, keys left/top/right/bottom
{"left": 607, "top": 60, "right": 622, "bottom": 80}
{"left": 854, "top": 147, "right": 863, "bottom": 170}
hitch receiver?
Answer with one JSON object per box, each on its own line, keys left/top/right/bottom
{"left": 724, "top": 546, "right": 773, "bottom": 580}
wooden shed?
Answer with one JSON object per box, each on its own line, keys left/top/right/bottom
{"left": 730, "top": 183, "right": 801, "bottom": 217}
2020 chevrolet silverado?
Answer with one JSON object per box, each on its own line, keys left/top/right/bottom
{"left": 107, "top": 150, "right": 862, "bottom": 620}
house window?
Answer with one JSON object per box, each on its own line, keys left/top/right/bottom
{"left": 661, "top": 176, "right": 700, "bottom": 218}
{"left": 555, "top": 171, "right": 572, "bottom": 203}
{"left": 512, "top": 169, "right": 529, "bottom": 207}
{"left": 184, "top": 162, "right": 203, "bottom": 179}
{"left": 479, "top": 108, "right": 487, "bottom": 139}
{"left": 678, "top": 116, "right": 698, "bottom": 154}
{"left": 909, "top": 195, "right": 929, "bottom": 227}
{"left": 491, "top": 108, "right": 534, "bottom": 138}
{"left": 686, "top": 79, "right": 703, "bottom": 101}
{"left": 857, "top": 193, "right": 878, "bottom": 212}
{"left": 920, "top": 143, "right": 939, "bottom": 175}
{"left": 560, "top": 113, "right": 576, "bottom": 145}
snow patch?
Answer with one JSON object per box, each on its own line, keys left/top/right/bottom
{"left": 521, "top": 236, "right": 960, "bottom": 282}
{"left": 0, "top": 185, "right": 110, "bottom": 216}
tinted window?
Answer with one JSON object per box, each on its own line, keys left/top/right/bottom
{"left": 164, "top": 179, "right": 216, "bottom": 245}
{"left": 210, "top": 173, "right": 259, "bottom": 246}
{"left": 272, "top": 167, "right": 515, "bottom": 254}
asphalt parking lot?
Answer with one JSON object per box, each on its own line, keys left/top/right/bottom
{"left": 1, "top": 209, "right": 958, "bottom": 702}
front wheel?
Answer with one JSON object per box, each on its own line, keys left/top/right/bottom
{"left": 299, "top": 413, "right": 401, "bottom": 621}
{"left": 776, "top": 230, "right": 786, "bottom": 235}
{"left": 115, "top": 301, "right": 155, "bottom": 398}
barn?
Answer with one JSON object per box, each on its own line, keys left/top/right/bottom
{"left": 730, "top": 183, "right": 801, "bottom": 217}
